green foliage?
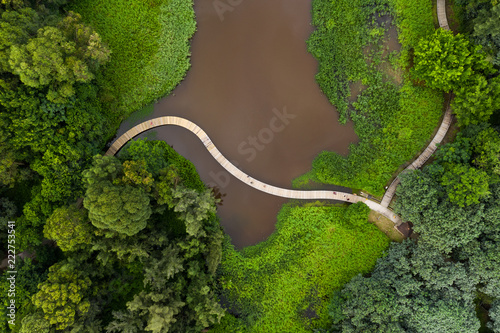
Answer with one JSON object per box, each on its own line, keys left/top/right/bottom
{"left": 212, "top": 203, "right": 390, "bottom": 332}
{"left": 455, "top": 0, "right": 494, "bottom": 23}
{"left": 329, "top": 240, "right": 480, "bottom": 332}
{"left": 307, "top": 0, "right": 371, "bottom": 122}
{"left": 1, "top": 258, "right": 50, "bottom": 333}
{"left": 452, "top": 74, "right": 500, "bottom": 126}
{"left": 0, "top": 197, "right": 16, "bottom": 229}
{"left": 170, "top": 186, "right": 218, "bottom": 238}
{"left": 208, "top": 314, "right": 246, "bottom": 333}
{"left": 82, "top": 155, "right": 122, "bottom": 185}
{"left": 300, "top": 0, "right": 442, "bottom": 195}
{"left": 32, "top": 262, "right": 92, "bottom": 330}
{"left": 412, "top": 29, "right": 485, "bottom": 91}
{"left": 6, "top": 11, "right": 110, "bottom": 103}
{"left": 412, "top": 29, "right": 500, "bottom": 126}
{"left": 342, "top": 201, "right": 371, "bottom": 227}
{"left": 19, "top": 312, "right": 52, "bottom": 333}
{"left": 490, "top": 300, "right": 500, "bottom": 332}
{"left": 472, "top": 4, "right": 500, "bottom": 65}
{"left": 388, "top": 0, "right": 435, "bottom": 51}
{"left": 119, "top": 138, "right": 169, "bottom": 176}
{"left": 304, "top": 81, "right": 442, "bottom": 195}
{"left": 0, "top": 7, "right": 43, "bottom": 73}
{"left": 43, "top": 205, "right": 93, "bottom": 252}
{"left": 0, "top": 81, "right": 108, "bottom": 249}
{"left": 461, "top": 240, "right": 500, "bottom": 298}
{"left": 84, "top": 180, "right": 151, "bottom": 236}
{"left": 117, "top": 160, "right": 154, "bottom": 192}
{"left": 0, "top": 143, "right": 27, "bottom": 188}
{"left": 82, "top": 155, "right": 151, "bottom": 236}
{"left": 441, "top": 164, "right": 491, "bottom": 206}
{"left": 396, "top": 169, "right": 491, "bottom": 254}
{"left": 75, "top": 143, "right": 225, "bottom": 332}
{"left": 106, "top": 199, "right": 225, "bottom": 332}
{"left": 71, "top": 0, "right": 196, "bottom": 120}
{"left": 1, "top": 83, "right": 107, "bottom": 201}
{"left": 120, "top": 138, "right": 205, "bottom": 191}
{"left": 395, "top": 124, "right": 500, "bottom": 253}
{"left": 474, "top": 127, "right": 500, "bottom": 175}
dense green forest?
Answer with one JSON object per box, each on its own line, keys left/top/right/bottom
{"left": 0, "top": 0, "right": 206, "bottom": 331}
{"left": 1, "top": 0, "right": 499, "bottom": 332}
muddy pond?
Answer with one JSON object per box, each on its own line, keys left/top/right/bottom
{"left": 117, "top": 0, "right": 358, "bottom": 248}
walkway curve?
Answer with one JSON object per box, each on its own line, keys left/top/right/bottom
{"left": 105, "top": 116, "right": 402, "bottom": 225}
{"left": 106, "top": 0, "right": 451, "bottom": 226}
{"left": 380, "top": 0, "right": 452, "bottom": 207}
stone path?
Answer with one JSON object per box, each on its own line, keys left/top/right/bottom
{"left": 105, "top": 116, "right": 402, "bottom": 224}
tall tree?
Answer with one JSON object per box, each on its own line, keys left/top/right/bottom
{"left": 396, "top": 170, "right": 487, "bottom": 253}
{"left": 490, "top": 300, "right": 500, "bottom": 333}
{"left": 440, "top": 164, "right": 491, "bottom": 207}
{"left": 83, "top": 180, "right": 151, "bottom": 237}
{"left": 7, "top": 12, "right": 110, "bottom": 103}
{"left": 472, "top": 4, "right": 500, "bottom": 65}
{"left": 31, "top": 262, "right": 91, "bottom": 330}
{"left": 43, "top": 205, "right": 93, "bottom": 252}
{"left": 412, "top": 29, "right": 488, "bottom": 92}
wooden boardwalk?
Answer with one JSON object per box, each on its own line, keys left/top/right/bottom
{"left": 380, "top": 105, "right": 453, "bottom": 207}
{"left": 380, "top": 0, "right": 452, "bottom": 207}
{"left": 105, "top": 116, "right": 402, "bottom": 225}
{"left": 105, "top": 0, "right": 452, "bottom": 227}
{"left": 437, "top": 0, "right": 450, "bottom": 30}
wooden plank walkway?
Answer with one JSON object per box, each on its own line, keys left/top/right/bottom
{"left": 380, "top": 105, "right": 452, "bottom": 207}
{"left": 105, "top": 116, "right": 402, "bottom": 225}
{"left": 380, "top": 0, "right": 452, "bottom": 207}
{"left": 105, "top": 0, "right": 451, "bottom": 227}
{"left": 437, "top": 0, "right": 450, "bottom": 30}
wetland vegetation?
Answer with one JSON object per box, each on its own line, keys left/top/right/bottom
{"left": 1, "top": 0, "right": 499, "bottom": 332}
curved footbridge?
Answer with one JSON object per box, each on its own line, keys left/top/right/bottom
{"left": 105, "top": 116, "right": 402, "bottom": 225}
{"left": 106, "top": 0, "right": 453, "bottom": 228}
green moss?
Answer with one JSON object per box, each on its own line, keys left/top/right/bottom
{"left": 211, "top": 203, "right": 390, "bottom": 333}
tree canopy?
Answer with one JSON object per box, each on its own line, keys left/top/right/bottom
{"left": 329, "top": 240, "right": 480, "bottom": 333}
{"left": 31, "top": 262, "right": 92, "bottom": 330}
{"left": 43, "top": 204, "right": 93, "bottom": 252}
{"left": 412, "top": 28, "right": 500, "bottom": 125}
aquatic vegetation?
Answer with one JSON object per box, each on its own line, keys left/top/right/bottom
{"left": 71, "top": 0, "right": 196, "bottom": 127}
{"left": 210, "top": 203, "right": 390, "bottom": 332}
{"left": 298, "top": 0, "right": 443, "bottom": 196}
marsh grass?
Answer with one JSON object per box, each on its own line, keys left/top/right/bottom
{"left": 71, "top": 0, "right": 196, "bottom": 129}
{"left": 211, "top": 203, "right": 390, "bottom": 332}
{"left": 296, "top": 0, "right": 444, "bottom": 196}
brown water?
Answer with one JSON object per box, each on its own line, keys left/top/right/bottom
{"left": 118, "top": 0, "right": 358, "bottom": 248}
